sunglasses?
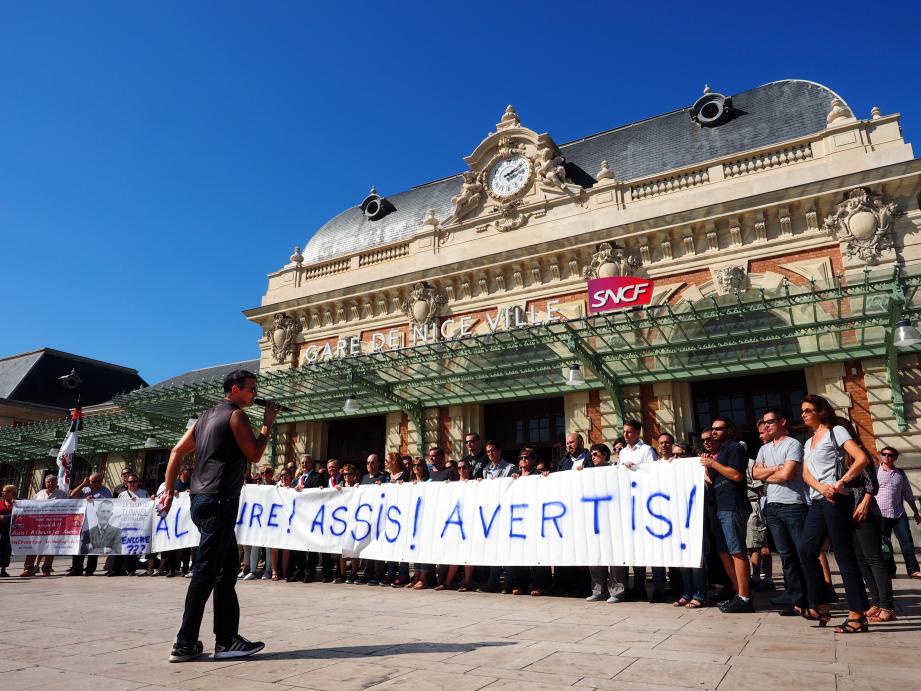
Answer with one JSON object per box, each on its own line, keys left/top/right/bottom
{"left": 412, "top": 463, "right": 425, "bottom": 468}
{"left": 880, "top": 452, "right": 898, "bottom": 458}
{"left": 457, "top": 464, "right": 469, "bottom": 470}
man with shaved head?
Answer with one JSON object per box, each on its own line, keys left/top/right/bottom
{"left": 67, "top": 472, "right": 112, "bottom": 576}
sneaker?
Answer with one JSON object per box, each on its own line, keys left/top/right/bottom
{"left": 213, "top": 634, "right": 265, "bottom": 660}
{"left": 237, "top": 571, "right": 246, "bottom": 579}
{"left": 585, "top": 593, "right": 606, "bottom": 602}
{"left": 344, "top": 577, "right": 355, "bottom": 584}
{"left": 169, "top": 640, "right": 204, "bottom": 663}
{"left": 261, "top": 572, "right": 271, "bottom": 580}
{"left": 367, "top": 580, "right": 379, "bottom": 586}
{"left": 184, "top": 571, "right": 193, "bottom": 578}
{"left": 243, "top": 573, "right": 256, "bottom": 580}
{"left": 333, "top": 577, "right": 346, "bottom": 584}
{"left": 720, "top": 595, "right": 755, "bottom": 614}
{"left": 606, "top": 595, "right": 623, "bottom": 603}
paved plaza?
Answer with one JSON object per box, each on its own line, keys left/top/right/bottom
{"left": 2, "top": 557, "right": 919, "bottom": 691}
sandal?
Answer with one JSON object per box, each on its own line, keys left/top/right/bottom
{"left": 412, "top": 580, "right": 427, "bottom": 590}
{"left": 833, "top": 616, "right": 868, "bottom": 633}
{"left": 868, "top": 608, "right": 896, "bottom": 623}
{"left": 802, "top": 608, "right": 831, "bottom": 627}
{"left": 864, "top": 605, "right": 881, "bottom": 618}
{"left": 685, "top": 599, "right": 704, "bottom": 609}
{"left": 433, "top": 584, "right": 448, "bottom": 591}
{"left": 910, "top": 572, "right": 921, "bottom": 579}
{"left": 673, "top": 597, "right": 690, "bottom": 607}
{"left": 530, "top": 589, "right": 542, "bottom": 597}
{"left": 457, "top": 584, "right": 469, "bottom": 592}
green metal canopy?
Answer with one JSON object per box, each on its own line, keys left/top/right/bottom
{"left": 2, "top": 265, "right": 920, "bottom": 469}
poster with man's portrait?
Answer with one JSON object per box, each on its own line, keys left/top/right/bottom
{"left": 81, "top": 498, "right": 155, "bottom": 556}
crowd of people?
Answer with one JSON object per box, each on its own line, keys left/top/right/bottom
{"left": 3, "top": 394, "right": 920, "bottom": 635}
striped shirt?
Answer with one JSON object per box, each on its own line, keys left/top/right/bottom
{"left": 876, "top": 465, "right": 916, "bottom": 519}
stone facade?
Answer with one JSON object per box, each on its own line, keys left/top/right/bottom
{"left": 246, "top": 81, "right": 921, "bottom": 518}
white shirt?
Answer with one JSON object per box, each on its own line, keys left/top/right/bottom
{"left": 619, "top": 440, "right": 657, "bottom": 466}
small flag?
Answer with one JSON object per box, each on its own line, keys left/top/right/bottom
{"left": 56, "top": 405, "right": 83, "bottom": 492}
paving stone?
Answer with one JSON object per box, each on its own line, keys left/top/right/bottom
{"left": 614, "top": 657, "right": 727, "bottom": 689}
{"left": 523, "top": 650, "right": 635, "bottom": 678}
{"left": 717, "top": 666, "right": 835, "bottom": 690}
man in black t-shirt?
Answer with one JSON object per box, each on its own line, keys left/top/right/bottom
{"left": 159, "top": 369, "right": 279, "bottom": 663}
{"left": 700, "top": 417, "right": 753, "bottom": 614}
{"left": 462, "top": 432, "right": 488, "bottom": 478}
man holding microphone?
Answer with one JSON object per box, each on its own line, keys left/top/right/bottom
{"left": 158, "top": 369, "right": 280, "bottom": 662}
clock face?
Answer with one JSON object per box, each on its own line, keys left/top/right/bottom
{"left": 488, "top": 155, "right": 531, "bottom": 198}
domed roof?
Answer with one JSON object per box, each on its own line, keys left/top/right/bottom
{"left": 302, "top": 80, "right": 842, "bottom": 264}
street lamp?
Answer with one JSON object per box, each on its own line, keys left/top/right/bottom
{"left": 893, "top": 319, "right": 921, "bottom": 348}
{"left": 144, "top": 436, "right": 158, "bottom": 448}
{"left": 566, "top": 363, "right": 585, "bottom": 386}
{"left": 343, "top": 394, "right": 360, "bottom": 414}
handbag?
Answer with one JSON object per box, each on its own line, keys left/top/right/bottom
{"left": 828, "top": 426, "right": 864, "bottom": 489}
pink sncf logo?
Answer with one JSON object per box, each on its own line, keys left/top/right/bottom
{"left": 587, "top": 277, "right": 655, "bottom": 314}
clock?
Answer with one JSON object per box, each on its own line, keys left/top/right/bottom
{"left": 488, "top": 155, "right": 531, "bottom": 199}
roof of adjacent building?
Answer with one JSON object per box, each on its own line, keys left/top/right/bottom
{"left": 302, "top": 79, "right": 842, "bottom": 264}
{"left": 145, "top": 359, "right": 261, "bottom": 391}
{"left": 0, "top": 348, "right": 147, "bottom": 408}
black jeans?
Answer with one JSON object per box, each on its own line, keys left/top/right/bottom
{"left": 177, "top": 494, "right": 240, "bottom": 646}
{"left": 881, "top": 514, "right": 921, "bottom": 575}
{"left": 71, "top": 555, "right": 98, "bottom": 575}
{"left": 763, "top": 502, "right": 808, "bottom": 608}
{"left": 798, "top": 495, "right": 868, "bottom": 612}
{"left": 854, "top": 512, "right": 893, "bottom": 609}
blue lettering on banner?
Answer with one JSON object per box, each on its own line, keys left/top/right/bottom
{"left": 440, "top": 500, "right": 466, "bottom": 541}
{"left": 175, "top": 507, "right": 189, "bottom": 538}
{"left": 645, "top": 492, "right": 673, "bottom": 539}
{"left": 685, "top": 485, "right": 697, "bottom": 529}
{"left": 330, "top": 506, "right": 348, "bottom": 536}
{"left": 541, "top": 501, "right": 567, "bottom": 538}
{"left": 410, "top": 497, "right": 422, "bottom": 550}
{"left": 235, "top": 502, "right": 248, "bottom": 526}
{"left": 384, "top": 505, "right": 401, "bottom": 543}
{"left": 155, "top": 516, "right": 169, "bottom": 538}
{"left": 351, "top": 503, "right": 372, "bottom": 541}
{"left": 509, "top": 503, "right": 528, "bottom": 539}
{"left": 374, "top": 494, "right": 385, "bottom": 539}
{"left": 288, "top": 498, "right": 297, "bottom": 534}
{"left": 631, "top": 481, "right": 637, "bottom": 532}
{"left": 310, "top": 505, "right": 326, "bottom": 535}
{"left": 580, "top": 495, "right": 614, "bottom": 535}
{"left": 249, "top": 503, "right": 264, "bottom": 528}
{"left": 478, "top": 504, "right": 501, "bottom": 538}
{"left": 267, "top": 503, "right": 283, "bottom": 528}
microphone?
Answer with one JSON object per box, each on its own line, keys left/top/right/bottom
{"left": 253, "top": 397, "right": 292, "bottom": 413}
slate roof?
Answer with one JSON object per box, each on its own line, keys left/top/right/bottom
{"left": 146, "top": 359, "right": 260, "bottom": 391}
{"left": 0, "top": 348, "right": 147, "bottom": 408}
{"left": 302, "top": 79, "right": 842, "bottom": 264}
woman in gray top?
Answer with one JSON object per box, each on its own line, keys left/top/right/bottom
{"left": 796, "top": 395, "right": 871, "bottom": 633}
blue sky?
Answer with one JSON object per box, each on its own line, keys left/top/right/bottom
{"left": 2, "top": 1, "right": 919, "bottom": 385}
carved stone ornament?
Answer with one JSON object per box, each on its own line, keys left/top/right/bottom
{"left": 290, "top": 245, "right": 304, "bottom": 265}
{"left": 714, "top": 265, "right": 747, "bottom": 294}
{"left": 401, "top": 281, "right": 447, "bottom": 327}
{"left": 451, "top": 170, "right": 486, "bottom": 221}
{"left": 535, "top": 145, "right": 568, "bottom": 189}
{"left": 582, "top": 242, "right": 638, "bottom": 279}
{"left": 496, "top": 104, "right": 520, "bottom": 131}
{"left": 823, "top": 187, "right": 903, "bottom": 264}
{"left": 492, "top": 201, "right": 530, "bottom": 233}
{"left": 826, "top": 98, "right": 855, "bottom": 127}
{"left": 595, "top": 160, "right": 615, "bottom": 181}
{"left": 267, "top": 312, "right": 303, "bottom": 363}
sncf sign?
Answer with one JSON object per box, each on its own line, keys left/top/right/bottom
{"left": 588, "top": 276, "right": 654, "bottom": 314}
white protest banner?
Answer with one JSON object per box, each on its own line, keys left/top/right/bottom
{"left": 82, "top": 498, "right": 156, "bottom": 556}
{"left": 11, "top": 499, "right": 86, "bottom": 555}
{"left": 152, "top": 493, "right": 200, "bottom": 551}
{"left": 152, "top": 459, "right": 703, "bottom": 567}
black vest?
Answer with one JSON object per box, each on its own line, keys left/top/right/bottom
{"left": 191, "top": 399, "right": 248, "bottom": 498}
